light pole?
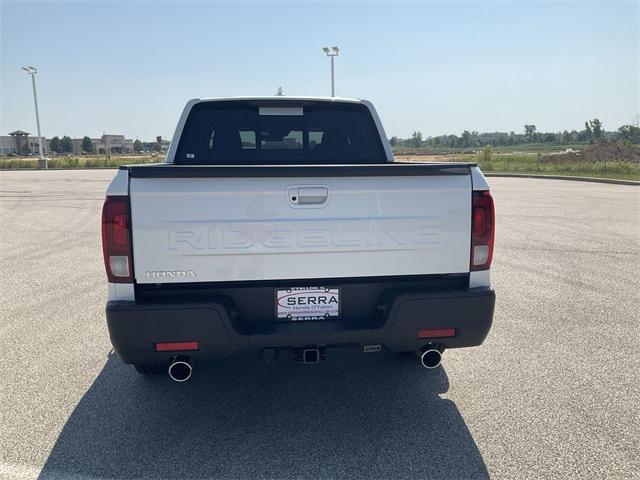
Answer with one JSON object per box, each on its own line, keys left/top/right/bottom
{"left": 322, "top": 47, "right": 340, "bottom": 97}
{"left": 21, "top": 66, "right": 47, "bottom": 169}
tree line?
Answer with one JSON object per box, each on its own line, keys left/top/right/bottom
{"left": 47, "top": 136, "right": 78, "bottom": 154}
{"left": 390, "top": 119, "right": 640, "bottom": 149}
{"left": 47, "top": 137, "right": 158, "bottom": 154}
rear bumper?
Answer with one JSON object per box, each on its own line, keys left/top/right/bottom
{"left": 106, "top": 287, "right": 495, "bottom": 365}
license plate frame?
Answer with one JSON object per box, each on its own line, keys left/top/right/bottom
{"left": 275, "top": 287, "right": 340, "bottom": 322}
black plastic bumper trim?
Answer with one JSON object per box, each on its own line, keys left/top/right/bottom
{"left": 106, "top": 287, "right": 495, "bottom": 365}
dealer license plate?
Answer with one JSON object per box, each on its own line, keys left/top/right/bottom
{"left": 275, "top": 287, "right": 340, "bottom": 321}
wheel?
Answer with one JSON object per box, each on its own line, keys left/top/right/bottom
{"left": 133, "top": 363, "right": 165, "bottom": 375}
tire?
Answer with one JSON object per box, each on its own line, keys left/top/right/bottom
{"left": 134, "top": 363, "right": 165, "bottom": 375}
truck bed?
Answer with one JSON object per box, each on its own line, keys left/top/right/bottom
{"left": 121, "top": 162, "right": 476, "bottom": 178}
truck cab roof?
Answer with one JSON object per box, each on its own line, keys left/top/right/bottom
{"left": 194, "top": 96, "right": 365, "bottom": 104}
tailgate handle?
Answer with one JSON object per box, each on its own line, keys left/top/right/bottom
{"left": 290, "top": 187, "right": 329, "bottom": 205}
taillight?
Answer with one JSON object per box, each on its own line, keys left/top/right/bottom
{"left": 102, "top": 196, "right": 133, "bottom": 283}
{"left": 470, "top": 190, "right": 494, "bottom": 271}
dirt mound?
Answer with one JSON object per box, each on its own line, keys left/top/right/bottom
{"left": 544, "top": 139, "right": 640, "bottom": 164}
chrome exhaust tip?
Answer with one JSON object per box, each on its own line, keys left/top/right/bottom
{"left": 419, "top": 344, "right": 443, "bottom": 369}
{"left": 168, "top": 356, "right": 192, "bottom": 382}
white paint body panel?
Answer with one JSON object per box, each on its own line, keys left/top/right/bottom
{"left": 108, "top": 282, "right": 135, "bottom": 301}
{"left": 129, "top": 175, "right": 472, "bottom": 284}
{"left": 470, "top": 166, "right": 490, "bottom": 191}
{"left": 469, "top": 270, "right": 491, "bottom": 288}
{"left": 105, "top": 169, "right": 129, "bottom": 196}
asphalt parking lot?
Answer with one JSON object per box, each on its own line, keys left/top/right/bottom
{"left": 0, "top": 170, "right": 638, "bottom": 479}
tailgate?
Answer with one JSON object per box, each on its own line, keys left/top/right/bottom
{"left": 129, "top": 170, "right": 471, "bottom": 284}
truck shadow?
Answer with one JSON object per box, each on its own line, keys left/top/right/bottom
{"left": 39, "top": 350, "right": 488, "bottom": 479}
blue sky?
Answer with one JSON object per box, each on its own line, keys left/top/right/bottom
{"left": 1, "top": 0, "right": 638, "bottom": 140}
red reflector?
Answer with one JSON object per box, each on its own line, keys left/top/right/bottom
{"left": 418, "top": 328, "right": 456, "bottom": 339}
{"left": 155, "top": 341, "right": 199, "bottom": 352}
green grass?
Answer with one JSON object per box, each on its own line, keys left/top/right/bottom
{"left": 453, "top": 154, "right": 640, "bottom": 181}
{"left": 491, "top": 143, "right": 586, "bottom": 153}
{"left": 392, "top": 143, "right": 586, "bottom": 156}
{"left": 0, "top": 156, "right": 161, "bottom": 169}
{"left": 3, "top": 153, "right": 638, "bottom": 181}
{"left": 399, "top": 152, "right": 639, "bottom": 180}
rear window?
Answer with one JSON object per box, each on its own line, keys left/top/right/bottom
{"left": 174, "top": 100, "right": 387, "bottom": 164}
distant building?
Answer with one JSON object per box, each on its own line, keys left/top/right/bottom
{"left": 68, "top": 135, "right": 133, "bottom": 155}
{"left": 0, "top": 131, "right": 44, "bottom": 155}
{"left": 141, "top": 136, "right": 170, "bottom": 153}
{"left": 71, "top": 138, "right": 85, "bottom": 155}
{"left": 0, "top": 135, "right": 19, "bottom": 155}
{"left": 0, "top": 132, "right": 147, "bottom": 156}
{"left": 100, "top": 135, "right": 128, "bottom": 154}
{"left": 11, "top": 131, "right": 31, "bottom": 154}
{"left": 74, "top": 135, "right": 130, "bottom": 155}
{"left": 28, "top": 137, "right": 50, "bottom": 155}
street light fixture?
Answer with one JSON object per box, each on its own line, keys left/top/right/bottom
{"left": 322, "top": 46, "right": 340, "bottom": 97}
{"left": 22, "top": 66, "right": 47, "bottom": 168}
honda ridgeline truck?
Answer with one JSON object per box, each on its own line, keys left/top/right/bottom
{"left": 102, "top": 97, "right": 495, "bottom": 381}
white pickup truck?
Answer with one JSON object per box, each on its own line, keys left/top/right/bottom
{"left": 102, "top": 96, "right": 495, "bottom": 382}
